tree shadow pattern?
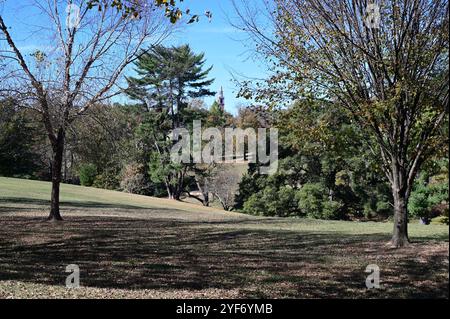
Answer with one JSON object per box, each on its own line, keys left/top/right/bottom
{"left": 0, "top": 215, "right": 448, "bottom": 298}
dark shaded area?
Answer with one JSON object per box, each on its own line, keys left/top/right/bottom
{"left": 0, "top": 215, "right": 448, "bottom": 298}
{"left": 0, "top": 197, "right": 170, "bottom": 211}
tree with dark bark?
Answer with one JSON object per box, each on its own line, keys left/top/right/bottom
{"left": 233, "top": 0, "right": 449, "bottom": 247}
{"left": 0, "top": 0, "right": 171, "bottom": 221}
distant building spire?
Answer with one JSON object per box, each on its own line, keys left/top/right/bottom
{"left": 217, "top": 86, "right": 225, "bottom": 111}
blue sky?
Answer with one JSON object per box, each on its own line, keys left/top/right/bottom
{"left": 172, "top": 0, "right": 268, "bottom": 114}
{"left": 0, "top": 0, "right": 269, "bottom": 114}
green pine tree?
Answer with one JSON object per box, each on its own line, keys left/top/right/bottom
{"left": 125, "top": 44, "right": 215, "bottom": 200}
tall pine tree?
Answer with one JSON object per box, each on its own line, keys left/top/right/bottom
{"left": 125, "top": 45, "right": 215, "bottom": 200}
{"left": 126, "top": 45, "right": 214, "bottom": 122}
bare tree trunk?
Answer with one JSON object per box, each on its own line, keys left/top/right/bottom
{"left": 195, "top": 179, "right": 210, "bottom": 207}
{"left": 391, "top": 193, "right": 409, "bottom": 247}
{"left": 172, "top": 169, "right": 186, "bottom": 201}
{"left": 173, "top": 187, "right": 181, "bottom": 201}
{"left": 201, "top": 189, "right": 210, "bottom": 207}
{"left": 48, "top": 129, "right": 65, "bottom": 221}
{"left": 166, "top": 184, "right": 173, "bottom": 200}
{"left": 390, "top": 165, "right": 410, "bottom": 247}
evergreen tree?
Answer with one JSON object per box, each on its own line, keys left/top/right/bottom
{"left": 126, "top": 45, "right": 215, "bottom": 122}
{"left": 125, "top": 45, "right": 215, "bottom": 200}
{"left": 0, "top": 99, "right": 40, "bottom": 177}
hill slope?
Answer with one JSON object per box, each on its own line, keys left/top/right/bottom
{"left": 0, "top": 177, "right": 249, "bottom": 222}
{"left": 0, "top": 177, "right": 449, "bottom": 298}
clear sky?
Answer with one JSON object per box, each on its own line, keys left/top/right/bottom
{"left": 0, "top": 0, "right": 269, "bottom": 115}
{"left": 171, "top": 0, "right": 268, "bottom": 114}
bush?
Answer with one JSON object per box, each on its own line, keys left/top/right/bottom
{"left": 363, "top": 199, "right": 391, "bottom": 219}
{"left": 408, "top": 185, "right": 429, "bottom": 218}
{"left": 361, "top": 188, "right": 392, "bottom": 219}
{"left": 296, "top": 183, "right": 325, "bottom": 218}
{"left": 242, "top": 186, "right": 299, "bottom": 217}
{"left": 376, "top": 200, "right": 391, "bottom": 213}
{"left": 78, "top": 164, "right": 97, "bottom": 187}
{"left": 431, "top": 216, "right": 449, "bottom": 225}
{"left": 295, "top": 183, "right": 345, "bottom": 219}
{"left": 277, "top": 186, "right": 298, "bottom": 216}
{"left": 120, "top": 163, "right": 149, "bottom": 194}
{"left": 322, "top": 200, "right": 344, "bottom": 220}
{"left": 234, "top": 173, "right": 264, "bottom": 210}
{"left": 92, "top": 169, "right": 120, "bottom": 190}
{"left": 243, "top": 193, "right": 266, "bottom": 216}
{"left": 409, "top": 181, "right": 449, "bottom": 219}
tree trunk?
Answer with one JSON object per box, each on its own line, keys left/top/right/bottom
{"left": 195, "top": 179, "right": 210, "bottom": 207}
{"left": 173, "top": 189, "right": 181, "bottom": 201}
{"left": 390, "top": 181, "right": 410, "bottom": 247}
{"left": 47, "top": 129, "right": 65, "bottom": 221}
{"left": 203, "top": 192, "right": 209, "bottom": 207}
{"left": 172, "top": 170, "right": 185, "bottom": 201}
{"left": 166, "top": 185, "right": 173, "bottom": 199}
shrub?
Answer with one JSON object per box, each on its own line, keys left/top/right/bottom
{"left": 363, "top": 202, "right": 375, "bottom": 219}
{"left": 409, "top": 181, "right": 449, "bottom": 219}
{"left": 361, "top": 188, "right": 392, "bottom": 219}
{"left": 243, "top": 193, "right": 266, "bottom": 216}
{"left": 78, "top": 164, "right": 97, "bottom": 187}
{"left": 408, "top": 185, "right": 429, "bottom": 218}
{"left": 363, "top": 199, "right": 391, "bottom": 219}
{"left": 234, "top": 173, "right": 265, "bottom": 209}
{"left": 295, "top": 183, "right": 346, "bottom": 219}
{"left": 92, "top": 169, "right": 120, "bottom": 190}
{"left": 431, "top": 216, "right": 449, "bottom": 225}
{"left": 296, "top": 183, "right": 325, "bottom": 218}
{"left": 242, "top": 186, "right": 298, "bottom": 217}
{"left": 376, "top": 200, "right": 391, "bottom": 213}
{"left": 277, "top": 186, "right": 298, "bottom": 216}
{"left": 322, "top": 200, "right": 344, "bottom": 220}
{"left": 120, "top": 163, "right": 149, "bottom": 194}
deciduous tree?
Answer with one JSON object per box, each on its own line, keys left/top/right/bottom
{"left": 0, "top": 0, "right": 171, "bottom": 220}
{"left": 234, "top": 0, "right": 449, "bottom": 247}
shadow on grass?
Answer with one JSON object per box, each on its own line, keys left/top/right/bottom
{"left": 0, "top": 197, "right": 164, "bottom": 211}
{"left": 0, "top": 215, "right": 448, "bottom": 298}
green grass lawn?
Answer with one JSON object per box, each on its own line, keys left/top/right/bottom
{"left": 0, "top": 177, "right": 448, "bottom": 299}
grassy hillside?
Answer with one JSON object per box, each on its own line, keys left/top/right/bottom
{"left": 0, "top": 177, "right": 245, "bottom": 222}
{"left": 0, "top": 177, "right": 448, "bottom": 298}
{"left": 0, "top": 177, "right": 448, "bottom": 238}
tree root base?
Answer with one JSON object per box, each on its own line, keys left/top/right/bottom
{"left": 46, "top": 215, "right": 63, "bottom": 222}
{"left": 387, "top": 238, "right": 411, "bottom": 249}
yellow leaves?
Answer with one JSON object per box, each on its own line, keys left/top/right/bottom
{"left": 415, "top": 105, "right": 440, "bottom": 128}
{"left": 335, "top": 170, "right": 350, "bottom": 186}
{"left": 30, "top": 50, "right": 46, "bottom": 64}
{"left": 86, "top": 0, "right": 193, "bottom": 24}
